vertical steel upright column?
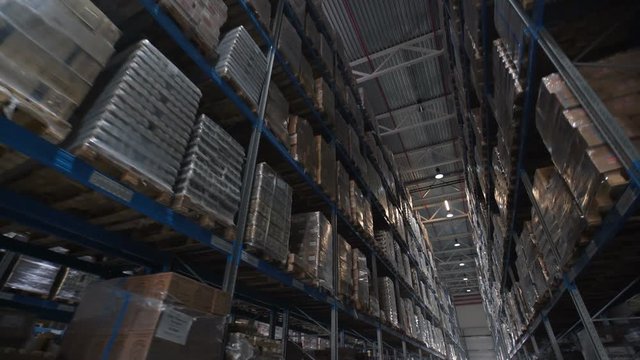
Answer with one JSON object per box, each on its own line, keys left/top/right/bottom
{"left": 402, "top": 341, "right": 407, "bottom": 359}
{"left": 418, "top": 348, "right": 422, "bottom": 360}
{"left": 222, "top": 0, "right": 285, "bottom": 296}
{"left": 269, "top": 310, "right": 277, "bottom": 339}
{"left": 567, "top": 281, "right": 609, "bottom": 359}
{"left": 542, "top": 316, "right": 564, "bottom": 360}
{"left": 531, "top": 336, "right": 540, "bottom": 356}
{"left": 281, "top": 309, "right": 290, "bottom": 359}
{"left": 331, "top": 203, "right": 339, "bottom": 360}
{"left": 377, "top": 327, "right": 384, "bottom": 360}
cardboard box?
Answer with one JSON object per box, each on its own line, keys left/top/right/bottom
{"left": 60, "top": 273, "right": 229, "bottom": 360}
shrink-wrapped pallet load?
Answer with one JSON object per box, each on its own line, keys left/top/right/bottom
{"left": 174, "top": 115, "right": 245, "bottom": 227}
{"left": 3, "top": 256, "right": 61, "bottom": 297}
{"left": 338, "top": 237, "right": 353, "bottom": 302}
{"left": 288, "top": 212, "right": 333, "bottom": 293}
{"left": 378, "top": 277, "right": 399, "bottom": 328}
{"left": 352, "top": 248, "right": 370, "bottom": 311}
{"left": 315, "top": 135, "right": 337, "bottom": 199}
{"left": 70, "top": 40, "right": 201, "bottom": 198}
{"left": 0, "top": 0, "right": 120, "bottom": 172}
{"left": 245, "top": 162, "right": 293, "bottom": 264}
{"left": 61, "top": 273, "right": 229, "bottom": 360}
{"left": 288, "top": 115, "right": 317, "bottom": 178}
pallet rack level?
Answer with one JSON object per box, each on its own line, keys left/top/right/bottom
{"left": 0, "top": 0, "right": 456, "bottom": 358}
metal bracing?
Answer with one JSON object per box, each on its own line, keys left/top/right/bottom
{"left": 542, "top": 316, "right": 564, "bottom": 360}
{"left": 400, "top": 158, "right": 462, "bottom": 173}
{"left": 435, "top": 246, "right": 476, "bottom": 256}
{"left": 413, "top": 195, "right": 466, "bottom": 210}
{"left": 350, "top": 31, "right": 445, "bottom": 84}
{"left": 438, "top": 267, "right": 478, "bottom": 277}
{"left": 404, "top": 171, "right": 465, "bottom": 188}
{"left": 428, "top": 232, "right": 473, "bottom": 241}
{"left": 378, "top": 114, "right": 457, "bottom": 137}
{"left": 377, "top": 94, "right": 453, "bottom": 121}
{"left": 223, "top": 0, "right": 284, "bottom": 296}
{"left": 393, "top": 138, "right": 460, "bottom": 157}
{"left": 422, "top": 214, "right": 467, "bottom": 224}
{"left": 281, "top": 309, "right": 290, "bottom": 359}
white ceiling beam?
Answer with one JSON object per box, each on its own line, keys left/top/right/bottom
{"left": 429, "top": 232, "right": 473, "bottom": 241}
{"left": 350, "top": 31, "right": 443, "bottom": 66}
{"left": 434, "top": 246, "right": 476, "bottom": 256}
{"left": 354, "top": 51, "right": 444, "bottom": 83}
{"left": 379, "top": 114, "right": 456, "bottom": 137}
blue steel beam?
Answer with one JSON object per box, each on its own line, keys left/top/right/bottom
{"left": 0, "top": 234, "right": 120, "bottom": 277}
{"left": 0, "top": 292, "right": 75, "bottom": 322}
{"left": 0, "top": 186, "right": 169, "bottom": 268}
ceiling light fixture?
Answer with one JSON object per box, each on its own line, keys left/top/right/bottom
{"left": 444, "top": 200, "right": 450, "bottom": 211}
{"left": 459, "top": 262, "right": 465, "bottom": 267}
{"left": 466, "top": 289, "right": 471, "bottom": 293}
{"left": 446, "top": 213, "right": 453, "bottom": 218}
{"left": 434, "top": 167, "right": 444, "bottom": 179}
{"left": 454, "top": 238, "right": 461, "bottom": 247}
{"left": 463, "top": 276, "right": 468, "bottom": 281}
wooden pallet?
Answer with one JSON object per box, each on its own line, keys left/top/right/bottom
{"left": 172, "top": 194, "right": 237, "bottom": 241}
{"left": 244, "top": 243, "right": 287, "bottom": 268}
{"left": 71, "top": 143, "right": 173, "bottom": 207}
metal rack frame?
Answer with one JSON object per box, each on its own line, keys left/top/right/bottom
{"left": 0, "top": 0, "right": 469, "bottom": 359}
{"left": 446, "top": 0, "right": 640, "bottom": 358}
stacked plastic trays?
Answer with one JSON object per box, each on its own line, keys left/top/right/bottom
{"left": 174, "top": 115, "right": 245, "bottom": 227}
{"left": 378, "top": 277, "right": 399, "bottom": 328}
{"left": 245, "top": 162, "right": 293, "bottom": 264}
{"left": 288, "top": 212, "right": 333, "bottom": 293}
{"left": 216, "top": 26, "right": 267, "bottom": 107}
{"left": 70, "top": 40, "right": 201, "bottom": 197}
{"left": 0, "top": 0, "right": 119, "bottom": 173}
{"left": 352, "top": 248, "right": 370, "bottom": 312}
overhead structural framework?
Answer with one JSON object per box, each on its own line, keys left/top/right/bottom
{"left": 377, "top": 94, "right": 453, "bottom": 121}
{"left": 350, "top": 31, "right": 445, "bottom": 84}
{"left": 379, "top": 114, "right": 457, "bottom": 136}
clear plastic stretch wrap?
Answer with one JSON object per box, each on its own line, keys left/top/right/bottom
{"left": 216, "top": 26, "right": 267, "bottom": 107}
{"left": 338, "top": 237, "right": 353, "bottom": 300}
{"left": 288, "top": 212, "right": 333, "bottom": 293}
{"left": 265, "top": 83, "right": 290, "bottom": 147}
{"left": 61, "top": 273, "right": 229, "bottom": 360}
{"left": 352, "top": 248, "right": 370, "bottom": 311}
{"left": 277, "top": 16, "right": 302, "bottom": 74}
{"left": 334, "top": 111, "right": 349, "bottom": 149}
{"left": 226, "top": 333, "right": 281, "bottom": 360}
{"left": 54, "top": 266, "right": 100, "bottom": 303}
{"left": 493, "top": 38, "right": 524, "bottom": 149}
{"left": 349, "top": 180, "right": 365, "bottom": 230}
{"left": 337, "top": 163, "right": 351, "bottom": 218}
{"left": 363, "top": 198, "right": 374, "bottom": 239}
{"left": 304, "top": 13, "right": 320, "bottom": 48}
{"left": 315, "top": 135, "right": 337, "bottom": 199}
{"left": 289, "top": 115, "right": 317, "bottom": 176}
{"left": 315, "top": 77, "right": 335, "bottom": 125}
{"left": 4, "top": 256, "right": 61, "bottom": 296}
{"left": 374, "top": 230, "right": 395, "bottom": 265}
{"left": 158, "top": 0, "right": 226, "bottom": 57}
{"left": 494, "top": 0, "right": 526, "bottom": 73}
{"left": 0, "top": 0, "right": 119, "bottom": 172}
{"left": 174, "top": 115, "right": 245, "bottom": 227}
{"left": 245, "top": 162, "right": 293, "bottom": 264}
{"left": 70, "top": 39, "right": 201, "bottom": 194}
{"left": 378, "top": 277, "right": 399, "bottom": 328}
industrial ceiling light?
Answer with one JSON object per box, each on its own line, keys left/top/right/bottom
{"left": 459, "top": 262, "right": 465, "bottom": 267}
{"left": 466, "top": 289, "right": 471, "bottom": 293}
{"left": 446, "top": 213, "right": 453, "bottom": 218}
{"left": 453, "top": 238, "right": 461, "bottom": 247}
{"left": 444, "top": 200, "right": 450, "bottom": 211}
{"left": 434, "top": 167, "right": 444, "bottom": 179}
{"left": 463, "top": 276, "right": 468, "bottom": 281}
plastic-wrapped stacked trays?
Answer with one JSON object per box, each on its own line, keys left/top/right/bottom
{"left": 352, "top": 248, "right": 370, "bottom": 311}
{"left": 216, "top": 26, "right": 267, "bottom": 109}
{"left": 289, "top": 212, "right": 333, "bottom": 293}
{"left": 54, "top": 266, "right": 100, "bottom": 303}
{"left": 4, "top": 256, "right": 61, "bottom": 296}
{"left": 378, "top": 277, "right": 399, "bottom": 328}
{"left": 71, "top": 40, "right": 201, "bottom": 196}
{"left": 245, "top": 162, "right": 292, "bottom": 264}
{"left": 174, "top": 115, "right": 245, "bottom": 227}
{"left": 338, "top": 236, "right": 353, "bottom": 300}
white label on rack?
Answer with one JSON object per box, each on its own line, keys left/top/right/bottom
{"left": 155, "top": 308, "right": 193, "bottom": 345}
{"left": 241, "top": 252, "right": 260, "bottom": 267}
{"left": 89, "top": 172, "right": 134, "bottom": 202}
{"left": 292, "top": 279, "right": 304, "bottom": 290}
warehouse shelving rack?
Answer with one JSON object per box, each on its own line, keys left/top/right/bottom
{"left": 446, "top": 0, "right": 640, "bottom": 358}
{"left": 0, "top": 0, "right": 464, "bottom": 359}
